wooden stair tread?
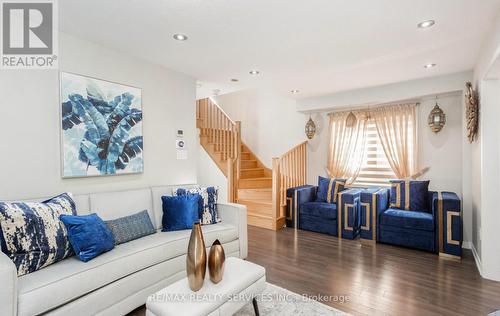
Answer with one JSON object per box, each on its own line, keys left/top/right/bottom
{"left": 241, "top": 177, "right": 272, "bottom": 181}
{"left": 237, "top": 199, "right": 272, "bottom": 206}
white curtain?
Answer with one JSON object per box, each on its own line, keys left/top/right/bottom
{"left": 371, "top": 103, "right": 418, "bottom": 179}
{"left": 326, "top": 111, "right": 369, "bottom": 184}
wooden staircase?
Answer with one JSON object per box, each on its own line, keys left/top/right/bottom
{"left": 196, "top": 98, "right": 307, "bottom": 231}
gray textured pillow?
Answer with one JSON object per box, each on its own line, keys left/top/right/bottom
{"left": 105, "top": 210, "right": 155, "bottom": 245}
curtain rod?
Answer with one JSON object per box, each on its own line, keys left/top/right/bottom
{"left": 326, "top": 101, "right": 421, "bottom": 116}
{"left": 299, "top": 90, "right": 462, "bottom": 115}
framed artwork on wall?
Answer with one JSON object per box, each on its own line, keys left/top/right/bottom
{"left": 60, "top": 72, "right": 143, "bottom": 178}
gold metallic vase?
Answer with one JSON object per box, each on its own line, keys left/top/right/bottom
{"left": 186, "top": 222, "right": 206, "bottom": 291}
{"left": 208, "top": 239, "right": 225, "bottom": 284}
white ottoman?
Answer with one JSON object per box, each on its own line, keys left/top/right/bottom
{"left": 146, "top": 257, "right": 266, "bottom": 316}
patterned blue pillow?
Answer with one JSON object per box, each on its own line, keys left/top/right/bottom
{"left": 0, "top": 193, "right": 76, "bottom": 276}
{"left": 390, "top": 180, "right": 430, "bottom": 211}
{"left": 105, "top": 210, "right": 155, "bottom": 245}
{"left": 316, "top": 176, "right": 346, "bottom": 203}
{"left": 173, "top": 186, "right": 220, "bottom": 225}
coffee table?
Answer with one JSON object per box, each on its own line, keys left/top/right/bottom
{"left": 146, "top": 257, "right": 266, "bottom": 316}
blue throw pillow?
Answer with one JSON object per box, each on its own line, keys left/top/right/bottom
{"left": 390, "top": 180, "right": 430, "bottom": 211}
{"left": 60, "top": 213, "right": 115, "bottom": 262}
{"left": 316, "top": 176, "right": 346, "bottom": 203}
{"left": 161, "top": 195, "right": 200, "bottom": 232}
{"left": 105, "top": 210, "right": 155, "bottom": 245}
{"left": 0, "top": 192, "right": 76, "bottom": 276}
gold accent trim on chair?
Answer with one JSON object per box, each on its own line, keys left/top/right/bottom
{"left": 344, "top": 203, "right": 354, "bottom": 231}
{"left": 337, "top": 192, "right": 343, "bottom": 237}
{"left": 372, "top": 191, "right": 379, "bottom": 241}
{"left": 447, "top": 211, "right": 460, "bottom": 246}
{"left": 404, "top": 180, "right": 410, "bottom": 210}
{"left": 438, "top": 192, "right": 444, "bottom": 253}
{"left": 326, "top": 178, "right": 335, "bottom": 203}
{"left": 360, "top": 202, "right": 370, "bottom": 230}
{"left": 390, "top": 182, "right": 401, "bottom": 208}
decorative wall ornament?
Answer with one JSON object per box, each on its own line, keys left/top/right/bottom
{"left": 465, "top": 81, "right": 479, "bottom": 143}
{"left": 305, "top": 116, "right": 316, "bottom": 139}
{"left": 345, "top": 111, "right": 357, "bottom": 128}
{"left": 427, "top": 98, "right": 446, "bottom": 133}
{"left": 60, "top": 72, "right": 143, "bottom": 178}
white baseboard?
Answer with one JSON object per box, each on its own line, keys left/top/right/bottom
{"left": 471, "top": 242, "right": 484, "bottom": 278}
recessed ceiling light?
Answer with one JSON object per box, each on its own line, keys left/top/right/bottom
{"left": 230, "top": 78, "right": 239, "bottom": 82}
{"left": 249, "top": 70, "right": 260, "bottom": 75}
{"left": 424, "top": 63, "right": 437, "bottom": 69}
{"left": 291, "top": 89, "right": 300, "bottom": 94}
{"left": 173, "top": 34, "right": 188, "bottom": 41}
{"left": 417, "top": 20, "right": 435, "bottom": 29}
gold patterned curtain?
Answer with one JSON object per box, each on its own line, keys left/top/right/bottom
{"left": 327, "top": 110, "right": 369, "bottom": 184}
{"left": 371, "top": 103, "right": 418, "bottom": 179}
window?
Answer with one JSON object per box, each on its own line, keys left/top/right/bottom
{"left": 353, "top": 119, "right": 396, "bottom": 187}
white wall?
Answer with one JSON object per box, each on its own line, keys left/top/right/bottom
{"left": 0, "top": 33, "right": 197, "bottom": 200}
{"left": 214, "top": 89, "right": 306, "bottom": 167}
{"left": 196, "top": 146, "right": 228, "bottom": 203}
{"left": 471, "top": 10, "right": 500, "bottom": 281}
{"left": 299, "top": 72, "right": 472, "bottom": 247}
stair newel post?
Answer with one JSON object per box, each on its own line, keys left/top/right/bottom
{"left": 227, "top": 158, "right": 235, "bottom": 203}
{"left": 235, "top": 121, "right": 242, "bottom": 184}
{"left": 272, "top": 157, "right": 281, "bottom": 229}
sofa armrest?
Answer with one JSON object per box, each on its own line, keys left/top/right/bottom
{"left": 432, "top": 191, "right": 462, "bottom": 256}
{"left": 218, "top": 203, "right": 248, "bottom": 259}
{"left": 0, "top": 252, "right": 17, "bottom": 316}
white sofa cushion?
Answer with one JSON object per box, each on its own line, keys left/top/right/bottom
{"left": 17, "top": 223, "right": 238, "bottom": 316}
{"left": 89, "top": 188, "right": 154, "bottom": 225}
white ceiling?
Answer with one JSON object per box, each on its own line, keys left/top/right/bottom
{"left": 60, "top": 0, "right": 500, "bottom": 99}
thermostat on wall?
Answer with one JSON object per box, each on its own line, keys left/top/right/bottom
{"left": 176, "top": 130, "right": 184, "bottom": 138}
{"left": 176, "top": 139, "right": 186, "bottom": 149}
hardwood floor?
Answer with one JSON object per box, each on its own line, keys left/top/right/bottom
{"left": 247, "top": 226, "right": 500, "bottom": 316}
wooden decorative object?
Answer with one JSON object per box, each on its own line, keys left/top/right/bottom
{"left": 305, "top": 116, "right": 316, "bottom": 139}
{"left": 465, "top": 82, "right": 479, "bottom": 143}
{"left": 186, "top": 222, "right": 206, "bottom": 291}
{"left": 208, "top": 239, "right": 225, "bottom": 283}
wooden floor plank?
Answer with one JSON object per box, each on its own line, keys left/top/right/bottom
{"left": 247, "top": 226, "right": 500, "bottom": 316}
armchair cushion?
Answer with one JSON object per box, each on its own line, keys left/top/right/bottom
{"left": 300, "top": 202, "right": 337, "bottom": 220}
{"left": 389, "top": 180, "right": 430, "bottom": 212}
{"left": 316, "top": 176, "right": 346, "bottom": 203}
{"left": 380, "top": 208, "right": 434, "bottom": 232}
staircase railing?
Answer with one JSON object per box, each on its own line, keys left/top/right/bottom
{"left": 272, "top": 141, "right": 307, "bottom": 229}
{"left": 196, "top": 98, "right": 241, "bottom": 202}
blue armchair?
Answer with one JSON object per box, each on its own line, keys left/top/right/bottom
{"left": 293, "top": 185, "right": 362, "bottom": 239}
{"left": 363, "top": 188, "right": 462, "bottom": 256}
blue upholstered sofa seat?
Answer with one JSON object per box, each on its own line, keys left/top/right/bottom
{"left": 380, "top": 208, "right": 434, "bottom": 232}
{"left": 300, "top": 202, "right": 337, "bottom": 219}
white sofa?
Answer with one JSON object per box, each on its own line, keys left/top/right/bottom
{"left": 0, "top": 185, "right": 248, "bottom": 316}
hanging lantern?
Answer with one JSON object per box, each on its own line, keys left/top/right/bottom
{"left": 345, "top": 111, "right": 357, "bottom": 128}
{"left": 428, "top": 99, "right": 446, "bottom": 133}
{"left": 305, "top": 116, "right": 316, "bottom": 139}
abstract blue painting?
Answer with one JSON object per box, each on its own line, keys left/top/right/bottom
{"left": 60, "top": 72, "right": 143, "bottom": 178}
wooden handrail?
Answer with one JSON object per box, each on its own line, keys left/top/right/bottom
{"left": 196, "top": 98, "right": 241, "bottom": 202}
{"left": 272, "top": 141, "right": 308, "bottom": 225}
